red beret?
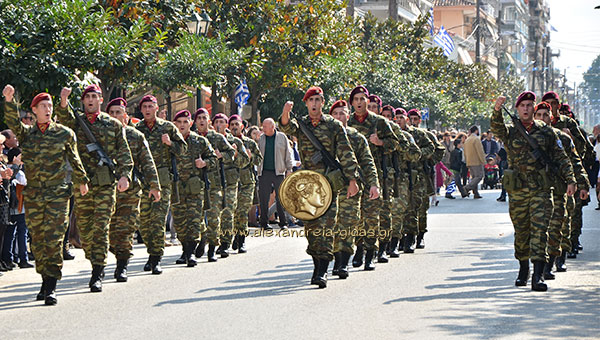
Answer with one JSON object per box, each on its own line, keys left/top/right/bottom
{"left": 381, "top": 104, "right": 394, "bottom": 113}
{"left": 173, "top": 109, "right": 191, "bottom": 121}
{"left": 212, "top": 113, "right": 228, "bottom": 123}
{"left": 139, "top": 95, "right": 158, "bottom": 109}
{"left": 30, "top": 92, "right": 52, "bottom": 108}
{"left": 395, "top": 108, "right": 407, "bottom": 117}
{"left": 303, "top": 86, "right": 324, "bottom": 102}
{"left": 106, "top": 97, "right": 127, "bottom": 111}
{"left": 329, "top": 100, "right": 348, "bottom": 115}
{"left": 541, "top": 91, "right": 559, "bottom": 102}
{"left": 81, "top": 84, "right": 102, "bottom": 100}
{"left": 228, "top": 114, "right": 242, "bottom": 124}
{"left": 560, "top": 103, "right": 571, "bottom": 113}
{"left": 407, "top": 109, "right": 421, "bottom": 118}
{"left": 515, "top": 91, "right": 536, "bottom": 108}
{"left": 534, "top": 102, "right": 551, "bottom": 112}
{"left": 349, "top": 85, "right": 369, "bottom": 104}
{"left": 193, "top": 108, "right": 209, "bottom": 121}
{"left": 368, "top": 95, "right": 382, "bottom": 107}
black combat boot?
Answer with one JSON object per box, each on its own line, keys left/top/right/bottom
{"left": 364, "top": 249, "right": 376, "bottom": 271}
{"left": 175, "top": 251, "right": 186, "bottom": 264}
{"left": 114, "top": 259, "right": 128, "bottom": 282}
{"left": 310, "top": 256, "right": 319, "bottom": 285}
{"left": 185, "top": 242, "right": 197, "bottom": 267}
{"left": 44, "top": 277, "right": 58, "bottom": 306}
{"left": 403, "top": 234, "right": 415, "bottom": 253}
{"left": 567, "top": 250, "right": 577, "bottom": 259}
{"left": 575, "top": 236, "right": 583, "bottom": 251}
{"left": 220, "top": 242, "right": 230, "bottom": 258}
{"left": 389, "top": 237, "right": 400, "bottom": 258}
{"left": 143, "top": 255, "right": 152, "bottom": 271}
{"left": 543, "top": 256, "right": 556, "bottom": 280}
{"left": 63, "top": 243, "right": 75, "bottom": 261}
{"left": 338, "top": 252, "right": 351, "bottom": 279}
{"left": 195, "top": 238, "right": 206, "bottom": 258}
{"left": 207, "top": 245, "right": 218, "bottom": 262}
{"left": 149, "top": 255, "right": 162, "bottom": 275}
{"left": 315, "top": 258, "right": 329, "bottom": 288}
{"left": 238, "top": 235, "right": 247, "bottom": 253}
{"left": 89, "top": 265, "right": 105, "bottom": 292}
{"left": 416, "top": 232, "right": 425, "bottom": 249}
{"left": 531, "top": 261, "right": 548, "bottom": 292}
{"left": 555, "top": 251, "right": 567, "bottom": 272}
{"left": 332, "top": 252, "right": 342, "bottom": 276}
{"left": 232, "top": 235, "right": 239, "bottom": 251}
{"left": 352, "top": 244, "right": 364, "bottom": 268}
{"left": 515, "top": 260, "right": 529, "bottom": 286}
{"left": 377, "top": 243, "right": 389, "bottom": 263}
{"left": 36, "top": 278, "right": 46, "bottom": 301}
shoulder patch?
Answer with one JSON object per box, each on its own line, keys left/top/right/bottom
{"left": 556, "top": 138, "right": 563, "bottom": 149}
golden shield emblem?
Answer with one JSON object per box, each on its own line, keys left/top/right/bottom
{"left": 278, "top": 170, "right": 333, "bottom": 221}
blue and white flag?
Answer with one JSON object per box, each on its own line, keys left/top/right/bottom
{"left": 446, "top": 180, "right": 456, "bottom": 194}
{"left": 428, "top": 7, "right": 434, "bottom": 36}
{"left": 234, "top": 80, "right": 250, "bottom": 114}
{"left": 434, "top": 26, "right": 455, "bottom": 57}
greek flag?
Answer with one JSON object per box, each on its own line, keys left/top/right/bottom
{"left": 446, "top": 180, "right": 456, "bottom": 195}
{"left": 428, "top": 7, "right": 434, "bottom": 36}
{"left": 234, "top": 80, "right": 250, "bottom": 114}
{"left": 434, "top": 26, "right": 455, "bottom": 57}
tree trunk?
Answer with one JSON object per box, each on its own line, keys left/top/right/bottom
{"left": 230, "top": 87, "right": 238, "bottom": 116}
{"left": 211, "top": 83, "right": 219, "bottom": 117}
{"left": 251, "top": 93, "right": 260, "bottom": 126}
{"left": 389, "top": 0, "right": 398, "bottom": 21}
{"left": 166, "top": 93, "right": 172, "bottom": 121}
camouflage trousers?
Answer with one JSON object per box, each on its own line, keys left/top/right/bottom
{"left": 74, "top": 184, "right": 117, "bottom": 266}
{"left": 305, "top": 193, "right": 338, "bottom": 261}
{"left": 334, "top": 188, "right": 361, "bottom": 254}
{"left": 562, "top": 195, "right": 575, "bottom": 253}
{"left": 172, "top": 190, "right": 205, "bottom": 244}
{"left": 570, "top": 194, "right": 584, "bottom": 242}
{"left": 508, "top": 187, "right": 553, "bottom": 262}
{"left": 392, "top": 179, "right": 410, "bottom": 238}
{"left": 403, "top": 175, "right": 426, "bottom": 236}
{"left": 356, "top": 190, "right": 381, "bottom": 251}
{"left": 25, "top": 186, "right": 71, "bottom": 280}
{"left": 139, "top": 185, "right": 171, "bottom": 257}
{"left": 379, "top": 176, "right": 394, "bottom": 243}
{"left": 204, "top": 187, "right": 223, "bottom": 246}
{"left": 109, "top": 189, "right": 141, "bottom": 260}
{"left": 219, "top": 182, "right": 239, "bottom": 244}
{"left": 234, "top": 183, "right": 255, "bottom": 235}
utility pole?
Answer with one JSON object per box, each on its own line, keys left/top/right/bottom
{"left": 532, "top": 39, "right": 538, "bottom": 92}
{"left": 347, "top": 0, "right": 355, "bottom": 17}
{"left": 541, "top": 46, "right": 546, "bottom": 93}
{"left": 389, "top": 0, "right": 398, "bottom": 21}
{"left": 475, "top": 0, "right": 481, "bottom": 63}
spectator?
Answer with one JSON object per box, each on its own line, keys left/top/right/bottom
{"left": 449, "top": 137, "right": 467, "bottom": 198}
{"left": 497, "top": 142, "right": 508, "bottom": 202}
{"left": 248, "top": 125, "right": 262, "bottom": 144}
{"left": 20, "top": 110, "right": 34, "bottom": 127}
{"left": 594, "top": 135, "right": 600, "bottom": 209}
{"left": 257, "top": 118, "right": 293, "bottom": 230}
{"left": 440, "top": 131, "right": 454, "bottom": 167}
{"left": 290, "top": 136, "right": 301, "bottom": 171}
{"left": 482, "top": 130, "right": 499, "bottom": 158}
{"left": 1, "top": 129, "right": 18, "bottom": 155}
{"left": 0, "top": 134, "right": 14, "bottom": 273}
{"left": 463, "top": 125, "right": 486, "bottom": 199}
{"left": 456, "top": 132, "right": 468, "bottom": 186}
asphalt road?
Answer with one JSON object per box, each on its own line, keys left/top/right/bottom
{"left": 1, "top": 189, "right": 598, "bottom": 340}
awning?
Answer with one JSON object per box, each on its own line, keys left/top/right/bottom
{"left": 458, "top": 48, "right": 473, "bottom": 65}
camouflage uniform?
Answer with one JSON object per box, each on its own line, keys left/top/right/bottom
{"left": 491, "top": 109, "right": 575, "bottom": 262}
{"left": 109, "top": 125, "right": 160, "bottom": 261}
{"left": 56, "top": 106, "right": 133, "bottom": 267}
{"left": 418, "top": 129, "right": 445, "bottom": 235}
{"left": 234, "top": 135, "right": 262, "bottom": 236}
{"left": 347, "top": 111, "right": 399, "bottom": 251}
{"left": 334, "top": 126, "right": 378, "bottom": 254}
{"left": 219, "top": 132, "right": 250, "bottom": 246}
{"left": 199, "top": 130, "right": 235, "bottom": 246}
{"left": 4, "top": 102, "right": 89, "bottom": 280}
{"left": 279, "top": 114, "right": 359, "bottom": 261}
{"left": 172, "top": 131, "right": 217, "bottom": 243}
{"left": 548, "top": 129, "right": 589, "bottom": 257}
{"left": 135, "top": 118, "right": 187, "bottom": 257}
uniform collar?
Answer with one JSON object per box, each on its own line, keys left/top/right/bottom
{"left": 353, "top": 111, "right": 368, "bottom": 123}
{"left": 145, "top": 118, "right": 156, "bottom": 131}
{"left": 37, "top": 122, "right": 50, "bottom": 134}
{"left": 86, "top": 111, "right": 100, "bottom": 124}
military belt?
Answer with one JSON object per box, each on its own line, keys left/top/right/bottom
{"left": 28, "top": 179, "right": 67, "bottom": 188}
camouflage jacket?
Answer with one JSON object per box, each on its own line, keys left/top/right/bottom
{"left": 124, "top": 125, "right": 160, "bottom": 192}
{"left": 279, "top": 113, "right": 359, "bottom": 181}
{"left": 552, "top": 114, "right": 588, "bottom": 157}
{"left": 225, "top": 132, "right": 250, "bottom": 170}
{"left": 491, "top": 109, "right": 575, "bottom": 186}
{"left": 4, "top": 102, "right": 89, "bottom": 194}
{"left": 389, "top": 120, "right": 421, "bottom": 163}
{"left": 56, "top": 105, "right": 133, "bottom": 184}
{"left": 237, "top": 134, "right": 262, "bottom": 184}
{"left": 199, "top": 129, "right": 235, "bottom": 188}
{"left": 348, "top": 111, "right": 399, "bottom": 168}
{"left": 176, "top": 131, "right": 217, "bottom": 183}
{"left": 346, "top": 126, "right": 379, "bottom": 189}
{"left": 425, "top": 129, "right": 446, "bottom": 165}
{"left": 554, "top": 128, "right": 589, "bottom": 190}
{"left": 403, "top": 125, "right": 435, "bottom": 171}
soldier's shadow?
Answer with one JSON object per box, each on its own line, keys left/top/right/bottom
{"left": 154, "top": 259, "right": 316, "bottom": 307}
{"left": 383, "top": 235, "right": 600, "bottom": 339}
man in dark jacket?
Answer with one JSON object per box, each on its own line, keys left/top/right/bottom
{"left": 449, "top": 138, "right": 467, "bottom": 198}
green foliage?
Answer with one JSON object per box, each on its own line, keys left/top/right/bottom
{"left": 581, "top": 54, "right": 600, "bottom": 105}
